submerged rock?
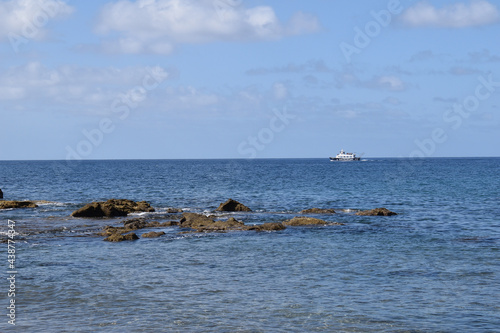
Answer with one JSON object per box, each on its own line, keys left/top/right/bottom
{"left": 180, "top": 213, "right": 247, "bottom": 232}
{"left": 299, "top": 208, "right": 336, "bottom": 214}
{"left": 355, "top": 208, "right": 397, "bottom": 216}
{"left": 142, "top": 231, "right": 166, "bottom": 238}
{"left": 104, "top": 232, "right": 139, "bottom": 242}
{"left": 248, "top": 222, "right": 286, "bottom": 232}
{"left": 71, "top": 199, "right": 154, "bottom": 218}
{"left": 283, "top": 217, "right": 329, "bottom": 226}
{"left": 148, "top": 220, "right": 179, "bottom": 227}
{"left": 99, "top": 218, "right": 173, "bottom": 237}
{"left": 0, "top": 200, "right": 38, "bottom": 210}
{"left": 215, "top": 198, "right": 252, "bottom": 212}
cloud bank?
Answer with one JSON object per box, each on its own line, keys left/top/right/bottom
{"left": 400, "top": 0, "right": 500, "bottom": 28}
{"left": 0, "top": 62, "right": 169, "bottom": 114}
{"left": 94, "top": 0, "right": 320, "bottom": 54}
{"left": 0, "top": 0, "right": 73, "bottom": 42}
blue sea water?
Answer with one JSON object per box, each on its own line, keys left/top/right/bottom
{"left": 0, "top": 158, "right": 499, "bottom": 332}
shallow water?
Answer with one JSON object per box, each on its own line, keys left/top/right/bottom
{"left": 1, "top": 158, "right": 499, "bottom": 332}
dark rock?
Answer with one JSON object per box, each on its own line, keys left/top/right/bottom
{"left": 299, "top": 208, "right": 336, "bottom": 214}
{"left": 215, "top": 198, "right": 252, "bottom": 212}
{"left": 356, "top": 208, "right": 397, "bottom": 216}
{"left": 142, "top": 231, "right": 165, "bottom": 238}
{"left": 0, "top": 201, "right": 38, "bottom": 210}
{"left": 167, "top": 208, "right": 183, "bottom": 213}
{"left": 283, "top": 217, "right": 329, "bottom": 226}
{"left": 71, "top": 199, "right": 154, "bottom": 218}
{"left": 0, "top": 189, "right": 3, "bottom": 199}
{"left": 249, "top": 222, "right": 286, "bottom": 232}
{"left": 104, "top": 232, "right": 139, "bottom": 242}
{"left": 123, "top": 218, "right": 149, "bottom": 230}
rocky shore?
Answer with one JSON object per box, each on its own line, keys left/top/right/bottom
{"left": 0, "top": 195, "right": 398, "bottom": 242}
{"left": 87, "top": 200, "right": 394, "bottom": 241}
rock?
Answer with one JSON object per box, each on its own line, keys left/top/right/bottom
{"left": 179, "top": 213, "right": 216, "bottom": 229}
{"left": 142, "top": 231, "right": 166, "bottom": 238}
{"left": 71, "top": 199, "right": 154, "bottom": 218}
{"left": 99, "top": 226, "right": 122, "bottom": 236}
{"left": 99, "top": 218, "right": 173, "bottom": 236}
{"left": 249, "top": 222, "right": 286, "bottom": 232}
{"left": 215, "top": 198, "right": 252, "bottom": 212}
{"left": 0, "top": 189, "right": 3, "bottom": 199}
{"left": 123, "top": 218, "right": 149, "bottom": 230}
{"left": 0, "top": 201, "right": 38, "bottom": 210}
{"left": 283, "top": 217, "right": 329, "bottom": 226}
{"left": 147, "top": 221, "right": 170, "bottom": 227}
{"left": 355, "top": 208, "right": 397, "bottom": 216}
{"left": 180, "top": 213, "right": 247, "bottom": 232}
{"left": 196, "top": 217, "right": 247, "bottom": 232}
{"left": 167, "top": 208, "right": 183, "bottom": 213}
{"left": 104, "top": 232, "right": 139, "bottom": 242}
{"left": 299, "top": 208, "right": 336, "bottom": 214}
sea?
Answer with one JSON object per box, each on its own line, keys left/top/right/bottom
{"left": 0, "top": 158, "right": 499, "bottom": 332}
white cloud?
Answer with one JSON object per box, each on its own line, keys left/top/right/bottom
{"left": 400, "top": 0, "right": 500, "bottom": 28}
{"left": 377, "top": 76, "right": 405, "bottom": 91}
{"left": 0, "top": 62, "right": 169, "bottom": 113}
{"left": 0, "top": 62, "right": 288, "bottom": 117}
{"left": 333, "top": 68, "right": 407, "bottom": 92}
{"left": 272, "top": 82, "right": 288, "bottom": 100}
{"left": 0, "top": 0, "right": 73, "bottom": 42}
{"left": 94, "top": 0, "right": 320, "bottom": 54}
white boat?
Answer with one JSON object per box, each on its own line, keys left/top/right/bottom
{"left": 330, "top": 149, "right": 360, "bottom": 161}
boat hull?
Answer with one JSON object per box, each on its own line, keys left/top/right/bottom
{"left": 330, "top": 157, "right": 361, "bottom": 161}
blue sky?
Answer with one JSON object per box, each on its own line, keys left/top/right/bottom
{"left": 1, "top": 0, "right": 499, "bottom": 159}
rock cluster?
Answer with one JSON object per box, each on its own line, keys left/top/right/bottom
{"left": 71, "top": 199, "right": 155, "bottom": 218}
{"left": 95, "top": 200, "right": 398, "bottom": 242}
{"left": 2, "top": 193, "right": 398, "bottom": 242}
{"left": 178, "top": 212, "right": 340, "bottom": 233}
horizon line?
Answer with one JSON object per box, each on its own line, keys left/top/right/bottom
{"left": 1, "top": 156, "right": 499, "bottom": 162}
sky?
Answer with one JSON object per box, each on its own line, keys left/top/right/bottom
{"left": 0, "top": 0, "right": 499, "bottom": 160}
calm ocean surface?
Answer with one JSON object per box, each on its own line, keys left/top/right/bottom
{"left": 1, "top": 158, "right": 499, "bottom": 332}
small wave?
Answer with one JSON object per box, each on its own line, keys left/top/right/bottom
{"left": 34, "top": 200, "right": 70, "bottom": 206}
{"left": 130, "top": 212, "right": 149, "bottom": 216}
{"left": 340, "top": 209, "right": 358, "bottom": 213}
